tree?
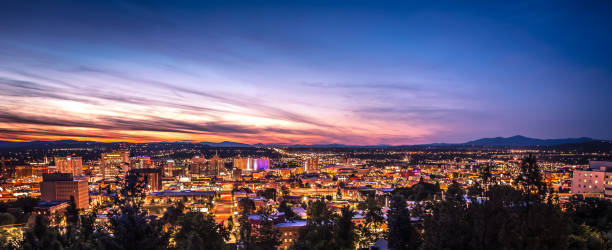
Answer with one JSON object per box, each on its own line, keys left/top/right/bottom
{"left": 278, "top": 201, "right": 298, "bottom": 220}
{"left": 293, "top": 200, "right": 357, "bottom": 250}
{"left": 104, "top": 172, "right": 169, "bottom": 250}
{"left": 62, "top": 196, "right": 79, "bottom": 248}
{"left": 306, "top": 198, "right": 333, "bottom": 226}
{"left": 22, "top": 215, "right": 63, "bottom": 250}
{"left": 292, "top": 199, "right": 335, "bottom": 250}
{"left": 280, "top": 186, "right": 290, "bottom": 198}
{"left": 252, "top": 207, "right": 280, "bottom": 250}
{"left": 565, "top": 196, "right": 612, "bottom": 249}
{"left": 515, "top": 154, "right": 546, "bottom": 203}
{"left": 174, "top": 211, "right": 229, "bottom": 250}
{"left": 238, "top": 198, "right": 256, "bottom": 214}
{"left": 257, "top": 188, "right": 277, "bottom": 201}
{"left": 0, "top": 213, "right": 16, "bottom": 226}
{"left": 356, "top": 195, "right": 385, "bottom": 248}
{"left": 422, "top": 181, "right": 469, "bottom": 250}
{"left": 479, "top": 164, "right": 493, "bottom": 187}
{"left": 333, "top": 206, "right": 356, "bottom": 250}
{"left": 387, "top": 194, "right": 418, "bottom": 250}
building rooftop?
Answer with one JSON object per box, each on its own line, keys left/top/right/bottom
{"left": 274, "top": 220, "right": 307, "bottom": 228}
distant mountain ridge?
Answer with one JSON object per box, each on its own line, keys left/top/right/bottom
{"left": 462, "top": 135, "right": 594, "bottom": 146}
{"left": 200, "top": 141, "right": 253, "bottom": 147}
{"left": 0, "top": 135, "right": 602, "bottom": 148}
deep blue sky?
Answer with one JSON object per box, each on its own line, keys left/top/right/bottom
{"left": 0, "top": 1, "right": 611, "bottom": 144}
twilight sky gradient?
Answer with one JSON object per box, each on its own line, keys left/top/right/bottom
{"left": 1, "top": 1, "right": 611, "bottom": 144}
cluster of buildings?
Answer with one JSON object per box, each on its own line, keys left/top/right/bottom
{"left": 0, "top": 146, "right": 610, "bottom": 249}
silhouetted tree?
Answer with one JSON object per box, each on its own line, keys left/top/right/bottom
{"left": 252, "top": 206, "right": 280, "bottom": 250}
{"left": 333, "top": 206, "right": 356, "bottom": 250}
{"left": 292, "top": 199, "right": 335, "bottom": 250}
{"left": 173, "top": 211, "right": 229, "bottom": 250}
{"left": 423, "top": 181, "right": 469, "bottom": 250}
{"left": 104, "top": 172, "right": 168, "bottom": 250}
{"left": 515, "top": 154, "right": 546, "bottom": 203}
{"left": 387, "top": 194, "right": 419, "bottom": 250}
{"left": 22, "top": 215, "right": 63, "bottom": 250}
{"left": 278, "top": 201, "right": 298, "bottom": 220}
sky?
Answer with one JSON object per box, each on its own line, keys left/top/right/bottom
{"left": 0, "top": 1, "right": 611, "bottom": 145}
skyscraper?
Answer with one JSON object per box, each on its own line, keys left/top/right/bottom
{"left": 233, "top": 156, "right": 269, "bottom": 172}
{"left": 304, "top": 157, "right": 319, "bottom": 173}
{"left": 208, "top": 152, "right": 225, "bottom": 175}
{"left": 101, "top": 149, "right": 129, "bottom": 179}
{"left": 54, "top": 156, "right": 83, "bottom": 176}
{"left": 131, "top": 156, "right": 152, "bottom": 169}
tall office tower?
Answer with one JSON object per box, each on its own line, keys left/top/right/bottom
{"left": 131, "top": 156, "right": 152, "bottom": 169}
{"left": 101, "top": 150, "right": 129, "bottom": 179}
{"left": 252, "top": 158, "right": 269, "bottom": 171}
{"left": 208, "top": 152, "right": 225, "bottom": 175}
{"left": 54, "top": 156, "right": 83, "bottom": 176}
{"left": 164, "top": 159, "right": 176, "bottom": 177}
{"left": 233, "top": 156, "right": 269, "bottom": 172}
{"left": 190, "top": 155, "right": 207, "bottom": 176}
{"left": 233, "top": 156, "right": 248, "bottom": 171}
{"left": 304, "top": 157, "right": 319, "bottom": 173}
{"left": 131, "top": 168, "right": 162, "bottom": 192}
{"left": 40, "top": 173, "right": 89, "bottom": 209}
{"left": 30, "top": 162, "right": 50, "bottom": 177}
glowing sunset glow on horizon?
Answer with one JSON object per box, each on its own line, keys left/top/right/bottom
{"left": 1, "top": 1, "right": 611, "bottom": 144}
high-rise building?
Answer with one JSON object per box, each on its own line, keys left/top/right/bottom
{"left": 40, "top": 173, "right": 89, "bottom": 209}
{"left": 164, "top": 159, "right": 177, "bottom": 177}
{"left": 189, "top": 155, "right": 207, "bottom": 176}
{"left": 304, "top": 157, "right": 319, "bottom": 173}
{"left": 233, "top": 156, "right": 247, "bottom": 171}
{"left": 54, "top": 156, "right": 83, "bottom": 176}
{"left": 208, "top": 153, "right": 225, "bottom": 175}
{"left": 101, "top": 150, "right": 129, "bottom": 179}
{"left": 131, "top": 156, "right": 152, "bottom": 169}
{"left": 131, "top": 168, "right": 162, "bottom": 192}
{"left": 16, "top": 161, "right": 51, "bottom": 179}
{"left": 233, "top": 156, "right": 269, "bottom": 172}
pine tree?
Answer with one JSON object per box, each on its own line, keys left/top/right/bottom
{"left": 22, "top": 215, "right": 63, "bottom": 250}
{"left": 333, "top": 206, "right": 356, "bottom": 250}
{"left": 173, "top": 211, "right": 229, "bottom": 250}
{"left": 387, "top": 194, "right": 418, "bottom": 250}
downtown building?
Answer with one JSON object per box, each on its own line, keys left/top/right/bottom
{"left": 131, "top": 168, "right": 163, "bottom": 192}
{"left": 54, "top": 156, "right": 83, "bottom": 176}
{"left": 304, "top": 157, "right": 319, "bottom": 173}
{"left": 40, "top": 173, "right": 89, "bottom": 209}
{"left": 100, "top": 149, "right": 129, "bottom": 179}
{"left": 233, "top": 156, "right": 269, "bottom": 172}
{"left": 571, "top": 161, "right": 612, "bottom": 199}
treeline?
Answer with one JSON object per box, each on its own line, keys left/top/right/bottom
{"left": 290, "top": 154, "right": 611, "bottom": 250}
{"left": 386, "top": 154, "right": 612, "bottom": 250}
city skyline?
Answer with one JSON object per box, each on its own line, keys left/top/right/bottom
{"left": 1, "top": 1, "right": 611, "bottom": 145}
